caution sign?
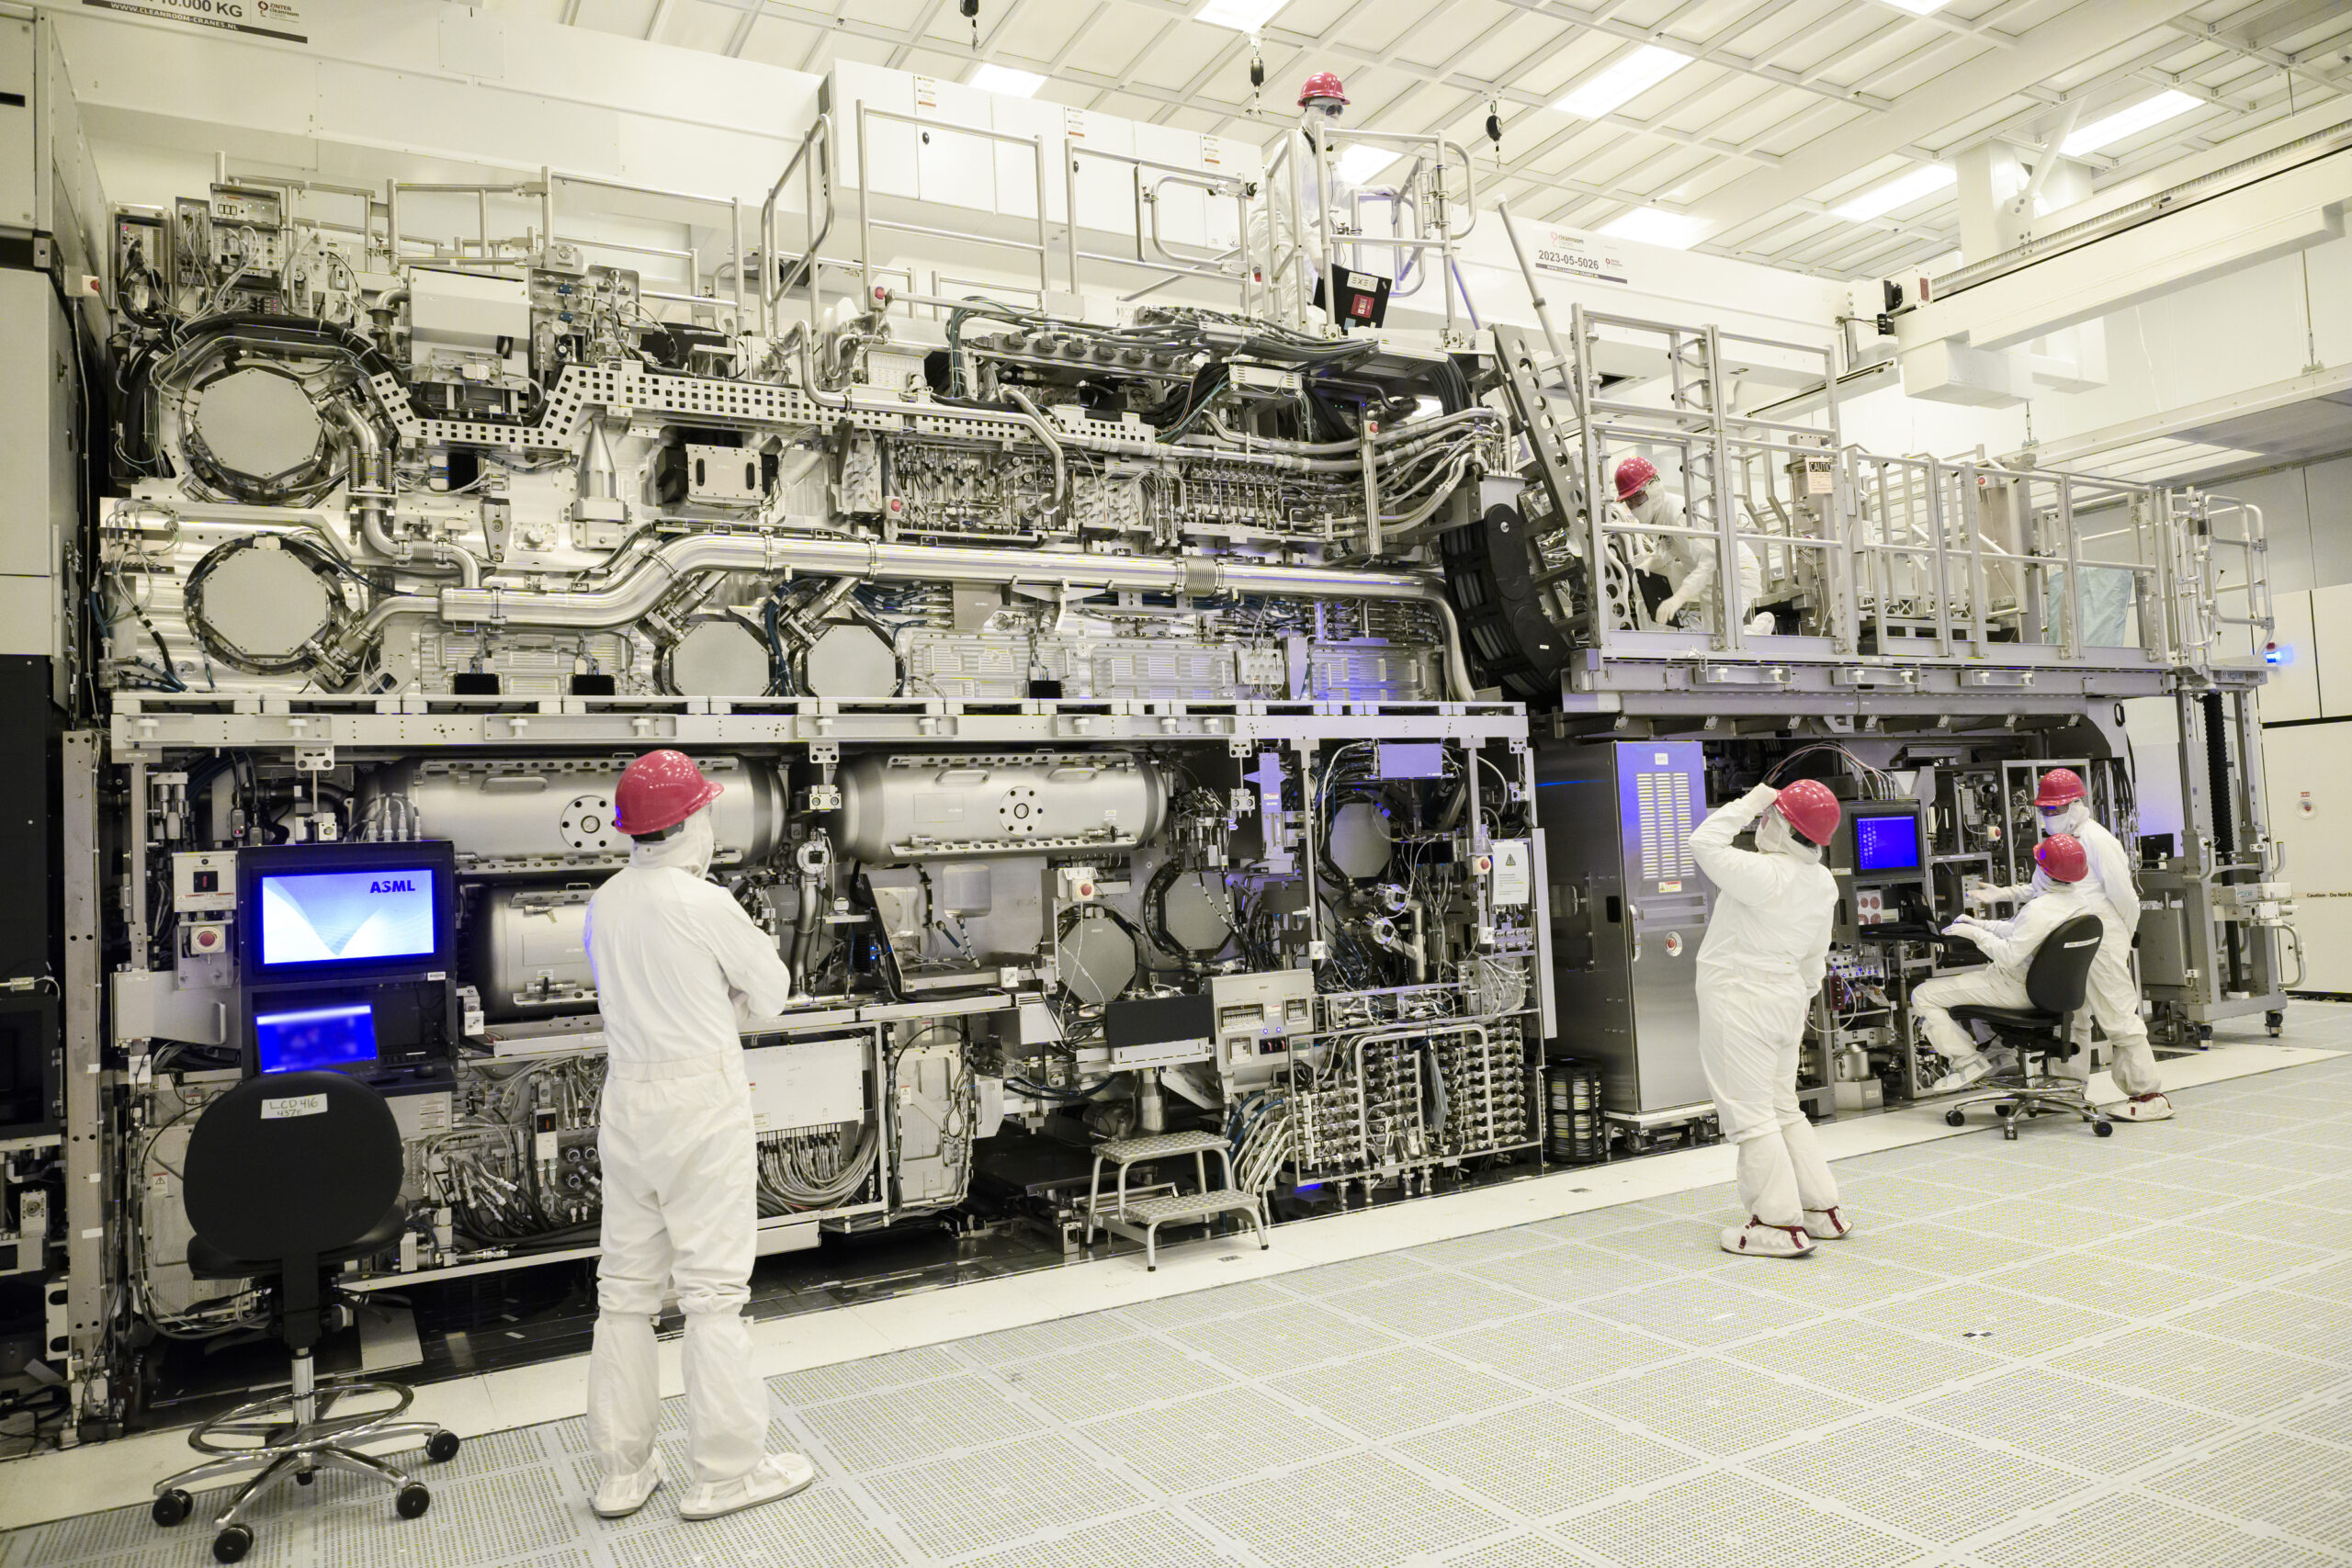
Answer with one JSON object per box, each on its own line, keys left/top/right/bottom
{"left": 82, "top": 0, "right": 309, "bottom": 43}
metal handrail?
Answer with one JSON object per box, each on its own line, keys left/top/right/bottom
{"left": 762, "top": 113, "right": 835, "bottom": 337}
{"left": 856, "top": 104, "right": 1049, "bottom": 305}
{"left": 1065, "top": 143, "right": 1255, "bottom": 312}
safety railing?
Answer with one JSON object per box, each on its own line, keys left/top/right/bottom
{"left": 1265, "top": 126, "right": 1480, "bottom": 338}
{"left": 855, "top": 104, "right": 1050, "bottom": 313}
{"left": 1065, "top": 144, "right": 1259, "bottom": 315}
{"left": 761, "top": 113, "right": 835, "bottom": 338}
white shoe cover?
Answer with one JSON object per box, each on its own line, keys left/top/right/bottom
{"left": 678, "top": 1451, "right": 817, "bottom": 1520}
{"left": 1803, "top": 1205, "right": 1854, "bottom": 1240}
{"left": 593, "top": 1460, "right": 663, "bottom": 1519}
{"left": 1930, "top": 1054, "right": 1992, "bottom": 1093}
{"left": 1721, "top": 1218, "right": 1814, "bottom": 1258}
{"left": 2110, "top": 1091, "right": 2173, "bottom": 1122}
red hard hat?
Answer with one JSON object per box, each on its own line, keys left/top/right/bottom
{"left": 1614, "top": 456, "right": 1657, "bottom": 502}
{"left": 1773, "top": 779, "right": 1841, "bottom": 846}
{"left": 2033, "top": 767, "right": 2086, "bottom": 809}
{"left": 613, "top": 749, "right": 724, "bottom": 837}
{"left": 2037, "top": 832, "right": 2090, "bottom": 883}
{"left": 1298, "top": 71, "right": 1348, "bottom": 107}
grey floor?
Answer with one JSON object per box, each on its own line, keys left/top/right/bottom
{"left": 11, "top": 1018, "right": 2352, "bottom": 1568}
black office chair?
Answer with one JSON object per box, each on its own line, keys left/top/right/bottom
{"left": 149, "top": 1071, "right": 458, "bottom": 1563}
{"left": 1939, "top": 912, "right": 2111, "bottom": 1141}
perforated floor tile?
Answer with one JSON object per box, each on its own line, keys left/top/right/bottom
{"left": 1588, "top": 1218, "right": 1743, "bottom": 1269}
{"left": 953, "top": 1312, "right": 1142, "bottom": 1367}
{"left": 1568, "top": 1358, "right": 1864, "bottom": 1457}
{"left": 1859, "top": 1282, "right": 2129, "bottom": 1359}
{"left": 1394, "top": 1399, "right": 1701, "bottom": 1519}
{"left": 2145, "top": 1429, "right": 2352, "bottom": 1544}
{"left": 858, "top": 1434, "right": 1148, "bottom": 1559}
{"left": 605, "top": 1486, "right": 903, "bottom": 1568}
{"left": 2052, "top": 1325, "right": 2338, "bottom": 1418}
{"left": 2282, "top": 1392, "right": 2352, "bottom": 1447}
{"left": 1735, "top": 1255, "right": 1946, "bottom": 1312}
{"left": 1937, "top": 1198, "right": 2145, "bottom": 1249}
{"left": 1857, "top": 1219, "right": 2053, "bottom": 1279}
{"left": 1407, "top": 1226, "right": 1569, "bottom": 1269}
{"left": 1577, "top": 1275, "right": 1815, "bottom": 1348}
{"left": 2113, "top": 1225, "right": 2345, "bottom": 1283}
{"left": 1190, "top": 1450, "right": 1506, "bottom": 1568}
{"left": 314, "top": 1467, "right": 576, "bottom": 1568}
{"left": 1110, "top": 1277, "right": 1306, "bottom": 1330}
{"left": 1723, "top": 1318, "right": 2005, "bottom": 1404}
{"left": 1073, "top": 1385, "right": 1352, "bottom": 1494}
{"left": 1438, "top": 1534, "right": 1581, "bottom": 1568}
{"left": 1265, "top": 1346, "right": 1525, "bottom": 1440}
{"left": 2137, "top": 1156, "right": 2290, "bottom": 1198}
{"left": 1631, "top": 1183, "right": 1741, "bottom": 1219}
{"left": 1975, "top": 1491, "right": 2343, "bottom": 1568}
{"left": 1554, "top": 1469, "right": 1921, "bottom": 1568}
{"left": 1822, "top": 1172, "right": 1984, "bottom": 1221}
{"left": 1983, "top": 1251, "right": 2231, "bottom": 1316}
{"left": 993, "top": 1339, "right": 1232, "bottom": 1423}
{"left": 1905, "top": 1366, "right": 2236, "bottom": 1473}
{"left": 1427, "top": 1308, "right": 1687, "bottom": 1391}
{"left": 2195, "top": 1200, "right": 2345, "bottom": 1253}
{"left": 797, "top": 1371, "right": 1047, "bottom": 1471}
{"left": 768, "top": 1344, "right": 967, "bottom": 1405}
{"left": 2277, "top": 1258, "right": 2352, "bottom": 1303}
{"left": 1746, "top": 1414, "right": 2082, "bottom": 1543}
{"left": 2194, "top": 1287, "right": 2352, "bottom": 1364}
{"left": 956, "top": 1509, "right": 1233, "bottom": 1568}
{"left": 1322, "top": 1272, "right": 1548, "bottom": 1337}
{"left": 1275, "top": 1252, "right": 1439, "bottom": 1297}
{"left": 1163, "top": 1300, "right": 1398, "bottom": 1378}
{"left": 2042, "top": 1174, "right": 2238, "bottom": 1223}
{"left": 1474, "top": 1242, "right": 1688, "bottom": 1304}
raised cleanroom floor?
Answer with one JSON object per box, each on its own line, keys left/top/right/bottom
{"left": 10, "top": 1017, "right": 2352, "bottom": 1567}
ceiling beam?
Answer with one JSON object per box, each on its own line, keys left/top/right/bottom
{"left": 1682, "top": 2, "right": 2199, "bottom": 238}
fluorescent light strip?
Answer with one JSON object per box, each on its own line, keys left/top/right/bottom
{"left": 968, "top": 64, "right": 1047, "bottom": 97}
{"left": 2062, "top": 90, "right": 2201, "bottom": 157}
{"left": 1599, "top": 208, "right": 1711, "bottom": 250}
{"left": 1553, "top": 45, "right": 1690, "bottom": 120}
{"left": 1880, "top": 0, "right": 1953, "bottom": 14}
{"left": 1196, "top": 0, "right": 1286, "bottom": 32}
{"left": 1833, "top": 163, "right": 1956, "bottom": 222}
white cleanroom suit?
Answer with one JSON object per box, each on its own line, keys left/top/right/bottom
{"left": 1920, "top": 881, "right": 2098, "bottom": 1089}
{"left": 1689, "top": 784, "right": 1843, "bottom": 1256}
{"left": 1967, "top": 803, "right": 2163, "bottom": 1111}
{"left": 582, "top": 808, "right": 813, "bottom": 1519}
{"left": 1628, "top": 486, "right": 1774, "bottom": 636}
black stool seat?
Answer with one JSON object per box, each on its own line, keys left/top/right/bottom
{"left": 1948, "top": 1004, "right": 2062, "bottom": 1032}
{"left": 187, "top": 1202, "right": 408, "bottom": 1281}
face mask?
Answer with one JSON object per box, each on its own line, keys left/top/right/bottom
{"left": 1757, "top": 808, "right": 1815, "bottom": 860}
{"left": 2040, "top": 801, "right": 2088, "bottom": 835}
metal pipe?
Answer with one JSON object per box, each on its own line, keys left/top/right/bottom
{"left": 333, "top": 403, "right": 482, "bottom": 587}
{"left": 425, "top": 531, "right": 1473, "bottom": 698}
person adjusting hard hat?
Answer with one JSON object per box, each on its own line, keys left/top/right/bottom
{"left": 1963, "top": 768, "right": 2168, "bottom": 1119}
{"left": 1687, "top": 778, "right": 1848, "bottom": 1258}
{"left": 582, "top": 750, "right": 813, "bottom": 1522}
{"left": 1614, "top": 457, "right": 1775, "bottom": 636}
{"left": 1922, "top": 834, "right": 2098, "bottom": 1091}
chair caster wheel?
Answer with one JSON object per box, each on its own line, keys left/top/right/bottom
{"left": 2094, "top": 1120, "right": 2114, "bottom": 1137}
{"left": 426, "top": 1430, "right": 461, "bottom": 1462}
{"left": 296, "top": 1468, "right": 314, "bottom": 1485}
{"left": 152, "top": 1488, "right": 192, "bottom": 1528}
{"left": 2002, "top": 1126, "right": 2018, "bottom": 1141}
{"left": 1944, "top": 1110, "right": 1966, "bottom": 1127}
{"left": 396, "top": 1483, "right": 432, "bottom": 1519}
{"left": 212, "top": 1525, "right": 254, "bottom": 1563}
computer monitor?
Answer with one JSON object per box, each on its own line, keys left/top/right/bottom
{"left": 253, "top": 1000, "right": 379, "bottom": 1075}
{"left": 238, "top": 841, "right": 456, "bottom": 987}
{"left": 1853, "top": 810, "right": 1924, "bottom": 878}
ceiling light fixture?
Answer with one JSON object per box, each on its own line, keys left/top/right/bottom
{"left": 1599, "top": 207, "right": 1711, "bottom": 250}
{"left": 1879, "top": 0, "right": 1954, "bottom": 14}
{"left": 1833, "top": 163, "right": 1956, "bottom": 221}
{"left": 2061, "top": 90, "right": 2201, "bottom": 157}
{"left": 1553, "top": 45, "right": 1690, "bottom": 120}
{"left": 1196, "top": 0, "right": 1286, "bottom": 32}
{"left": 968, "top": 63, "right": 1047, "bottom": 96}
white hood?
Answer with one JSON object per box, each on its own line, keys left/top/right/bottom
{"left": 628, "top": 807, "right": 717, "bottom": 878}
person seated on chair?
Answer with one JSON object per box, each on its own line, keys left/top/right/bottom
{"left": 1920, "top": 834, "right": 2095, "bottom": 1091}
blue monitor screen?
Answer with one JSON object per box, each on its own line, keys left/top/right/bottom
{"left": 254, "top": 1002, "right": 378, "bottom": 1074}
{"left": 257, "top": 869, "right": 439, "bottom": 968}
{"left": 1855, "top": 814, "right": 1922, "bottom": 874}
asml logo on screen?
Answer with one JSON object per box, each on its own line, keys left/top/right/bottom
{"left": 369, "top": 880, "right": 417, "bottom": 893}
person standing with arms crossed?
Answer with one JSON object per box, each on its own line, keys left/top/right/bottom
{"left": 582, "top": 750, "right": 814, "bottom": 1520}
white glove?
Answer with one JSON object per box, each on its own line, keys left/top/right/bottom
{"left": 1743, "top": 782, "right": 1782, "bottom": 808}
{"left": 1656, "top": 592, "right": 1687, "bottom": 622}
{"left": 1941, "top": 919, "right": 1981, "bottom": 940}
{"left": 1963, "top": 886, "right": 1996, "bottom": 912}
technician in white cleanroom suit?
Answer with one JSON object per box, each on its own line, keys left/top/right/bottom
{"left": 1924, "top": 833, "right": 2098, "bottom": 1089}
{"left": 581, "top": 749, "right": 810, "bottom": 1521}
{"left": 1965, "top": 767, "right": 2169, "bottom": 1119}
{"left": 1614, "top": 457, "right": 1776, "bottom": 636}
{"left": 1261, "top": 72, "right": 1360, "bottom": 320}
{"left": 1687, "top": 778, "right": 1848, "bottom": 1258}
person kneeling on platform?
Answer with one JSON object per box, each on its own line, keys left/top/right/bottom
{"left": 1920, "top": 834, "right": 2093, "bottom": 1092}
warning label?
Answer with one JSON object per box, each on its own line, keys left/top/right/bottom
{"left": 81, "top": 0, "right": 309, "bottom": 44}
